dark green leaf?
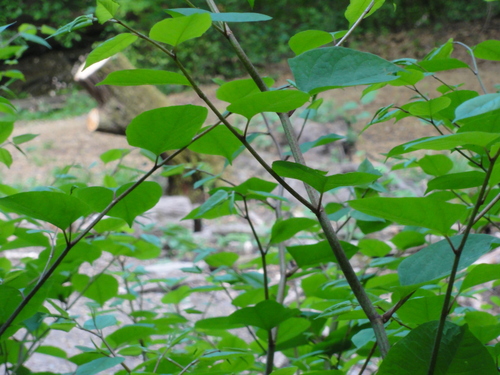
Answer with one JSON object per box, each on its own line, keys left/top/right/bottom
{"left": 126, "top": 105, "right": 207, "bottom": 155}
{"left": 85, "top": 33, "right": 137, "bottom": 69}
{"left": 426, "top": 171, "right": 486, "bottom": 193}
{"left": 75, "top": 356, "right": 125, "bottom": 375}
{"left": 0, "top": 191, "right": 91, "bottom": 230}
{"left": 289, "top": 47, "right": 403, "bottom": 94}
{"left": 19, "top": 32, "right": 51, "bottom": 49}
{"left": 378, "top": 321, "right": 497, "bottom": 374}
{"left": 289, "top": 30, "right": 333, "bottom": 55}
{"left": 227, "top": 90, "right": 310, "bottom": 119}
{"left": 349, "top": 197, "right": 467, "bottom": 234}
{"left": 149, "top": 13, "right": 212, "bottom": 46}
{"left": 270, "top": 217, "right": 318, "bottom": 244}
{"left": 0, "top": 285, "right": 23, "bottom": 324}
{"left": 98, "top": 69, "right": 190, "bottom": 86}
{"left": 107, "top": 181, "right": 162, "bottom": 226}
{"left": 398, "top": 234, "right": 500, "bottom": 286}
{"left": 193, "top": 190, "right": 230, "bottom": 219}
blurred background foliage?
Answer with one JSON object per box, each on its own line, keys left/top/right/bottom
{"left": 1, "top": 0, "right": 498, "bottom": 80}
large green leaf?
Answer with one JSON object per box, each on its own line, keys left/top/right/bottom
{"left": 229, "top": 300, "right": 299, "bottom": 331}
{"left": 345, "top": 0, "right": 385, "bottom": 26}
{"left": 149, "top": 13, "right": 212, "bottom": 47}
{"left": 0, "top": 191, "right": 91, "bottom": 230}
{"left": 216, "top": 77, "right": 275, "bottom": 103}
{"left": 288, "top": 30, "right": 333, "bottom": 55}
{"left": 455, "top": 94, "right": 500, "bottom": 132}
{"left": 348, "top": 197, "right": 467, "bottom": 235}
{"left": 126, "top": 105, "right": 207, "bottom": 155}
{"left": 188, "top": 125, "right": 243, "bottom": 162}
{"left": 396, "top": 295, "right": 445, "bottom": 325}
{"left": 74, "top": 186, "right": 113, "bottom": 212}
{"left": 398, "top": 234, "right": 500, "bottom": 286}
{"left": 270, "top": 217, "right": 318, "bottom": 244}
{"left": 289, "top": 47, "right": 403, "bottom": 94}
{"left": 107, "top": 181, "right": 162, "bottom": 226}
{"left": 378, "top": 321, "right": 497, "bottom": 375}
{"left": 474, "top": 40, "right": 500, "bottom": 61}
{"left": 98, "top": 69, "right": 190, "bottom": 86}
{"left": 84, "top": 33, "right": 137, "bottom": 69}
{"left": 273, "top": 161, "right": 379, "bottom": 193}
{"left": 227, "top": 90, "right": 310, "bottom": 119}
{"left": 426, "top": 171, "right": 486, "bottom": 193}
{"left": 461, "top": 263, "right": 500, "bottom": 291}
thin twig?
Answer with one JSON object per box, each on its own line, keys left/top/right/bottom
{"left": 336, "top": 1, "right": 376, "bottom": 47}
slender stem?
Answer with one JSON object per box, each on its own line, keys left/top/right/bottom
{"left": 453, "top": 41, "right": 488, "bottom": 94}
{"left": 336, "top": 0, "right": 375, "bottom": 47}
{"left": 266, "top": 330, "right": 275, "bottom": 375}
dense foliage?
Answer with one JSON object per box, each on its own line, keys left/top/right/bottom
{"left": 2, "top": 0, "right": 500, "bottom": 374}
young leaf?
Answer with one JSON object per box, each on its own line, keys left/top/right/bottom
{"left": 398, "top": 234, "right": 500, "bottom": 286}
{"left": 227, "top": 90, "right": 310, "bottom": 119}
{"left": 107, "top": 181, "right": 163, "bottom": 226}
{"left": 149, "top": 13, "right": 212, "bottom": 47}
{"left": 345, "top": 0, "right": 385, "bottom": 26}
{"left": 289, "top": 30, "right": 333, "bottom": 55}
{"left": 0, "top": 148, "right": 12, "bottom": 167}
{"left": 95, "top": 0, "right": 119, "bottom": 24}
{"left": 378, "top": 321, "right": 497, "bottom": 374}
{"left": 97, "top": 69, "right": 191, "bottom": 86}
{"left": 289, "top": 47, "right": 403, "bottom": 94}
{"left": 126, "top": 105, "right": 207, "bottom": 155}
{"left": 474, "top": 40, "right": 500, "bottom": 61}
{"left": 0, "top": 191, "right": 91, "bottom": 230}
{"left": 348, "top": 197, "right": 467, "bottom": 234}
{"left": 84, "top": 33, "right": 138, "bottom": 69}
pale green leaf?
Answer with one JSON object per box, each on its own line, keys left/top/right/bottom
{"left": 85, "top": 33, "right": 137, "bottom": 69}
{"left": 95, "top": 0, "right": 119, "bottom": 24}
{"left": 289, "top": 30, "right": 333, "bottom": 55}
{"left": 149, "top": 13, "right": 212, "bottom": 47}
{"left": 98, "top": 69, "right": 190, "bottom": 86}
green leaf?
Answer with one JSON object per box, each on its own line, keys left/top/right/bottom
{"left": 289, "top": 30, "right": 333, "bottom": 55}
{"left": 19, "top": 32, "right": 51, "bottom": 49}
{"left": 418, "top": 154, "right": 453, "bottom": 176}
{"left": 0, "top": 23, "right": 15, "bottom": 34}
{"left": 378, "top": 321, "right": 497, "bottom": 375}
{"left": 183, "top": 199, "right": 234, "bottom": 220}
{"left": 162, "top": 285, "right": 192, "bottom": 304}
{"left": 229, "top": 300, "right": 298, "bottom": 331}
{"left": 73, "top": 274, "right": 118, "bottom": 305}
{"left": 126, "top": 105, "right": 207, "bottom": 155}
{"left": 85, "top": 33, "right": 138, "bottom": 69}
{"left": 195, "top": 316, "right": 246, "bottom": 330}
{"left": 12, "top": 133, "right": 38, "bottom": 145}
{"left": 95, "top": 0, "right": 119, "bottom": 24}
{"left": 455, "top": 94, "right": 500, "bottom": 132}
{"left": 288, "top": 240, "right": 358, "bottom": 268}
{"left": 194, "top": 190, "right": 230, "bottom": 219}
{"left": 0, "top": 148, "right": 12, "bottom": 167}
{"left": 149, "top": 13, "right": 212, "bottom": 47}
{"left": 408, "top": 97, "right": 451, "bottom": 117}
{"left": 417, "top": 58, "right": 469, "bottom": 72}
{"left": 166, "top": 8, "right": 271, "bottom": 22}
{"left": 188, "top": 125, "right": 243, "bottom": 163}
{"left": 270, "top": 367, "right": 299, "bottom": 375}
{"left": 35, "top": 346, "right": 68, "bottom": 359}
{"left": 0, "top": 285, "right": 23, "bottom": 325}
{"left": 299, "top": 133, "right": 345, "bottom": 153}
{"left": 349, "top": 197, "right": 467, "bottom": 235}
{"left": 465, "top": 311, "right": 500, "bottom": 344}
{"left": 98, "top": 69, "right": 190, "bottom": 86}
{"left": 106, "top": 324, "right": 156, "bottom": 348}
{"left": 289, "top": 47, "right": 403, "bottom": 94}
{"left": 216, "top": 77, "right": 275, "bottom": 103}
{"left": 227, "top": 90, "right": 310, "bottom": 119}
{"left": 47, "top": 15, "right": 94, "bottom": 39}
{"left": 461, "top": 264, "right": 500, "bottom": 291}
{"left": 83, "top": 315, "right": 118, "bottom": 330}
{"left": 270, "top": 217, "right": 318, "bottom": 244}
{"left": 398, "top": 234, "right": 500, "bottom": 286}
{"left": 358, "top": 238, "right": 391, "bottom": 257}
{"left": 426, "top": 171, "right": 486, "bottom": 193}
{"left": 205, "top": 252, "right": 239, "bottom": 267}
{"left": 0, "top": 122, "right": 14, "bottom": 144}
{"left": 75, "top": 356, "right": 125, "bottom": 375}
{"left": 0, "top": 191, "right": 91, "bottom": 230}
{"left": 345, "top": 0, "right": 385, "bottom": 26}
{"left": 99, "top": 148, "right": 129, "bottom": 163}
{"left": 474, "top": 40, "right": 500, "bottom": 61}
{"left": 391, "top": 230, "right": 426, "bottom": 250}
{"left": 396, "top": 295, "right": 445, "bottom": 325}
{"left": 108, "top": 181, "right": 162, "bottom": 226}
